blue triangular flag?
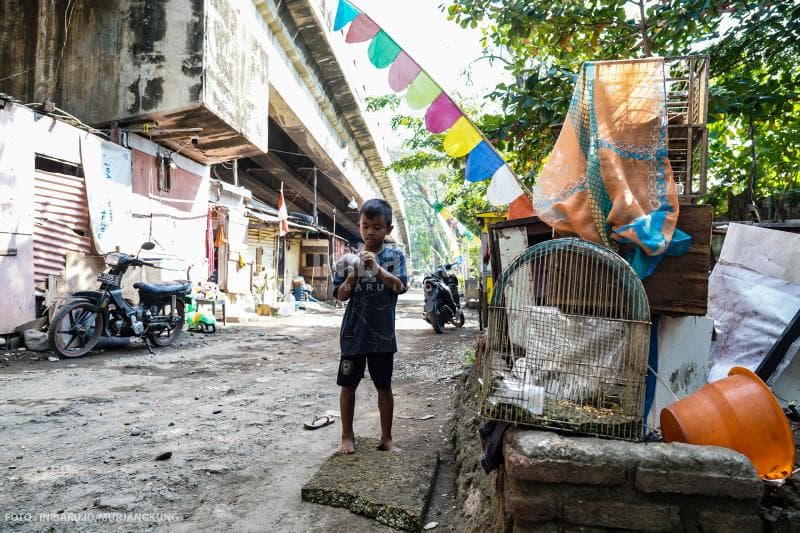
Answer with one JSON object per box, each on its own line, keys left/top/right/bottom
{"left": 465, "top": 141, "right": 504, "bottom": 182}
{"left": 333, "top": 0, "right": 359, "bottom": 31}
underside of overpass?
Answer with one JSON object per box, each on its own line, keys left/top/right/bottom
{"left": 250, "top": 0, "right": 410, "bottom": 251}
{"left": 213, "top": 117, "right": 362, "bottom": 245}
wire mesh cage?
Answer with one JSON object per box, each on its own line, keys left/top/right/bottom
{"left": 665, "top": 55, "right": 709, "bottom": 198}
{"left": 480, "top": 238, "right": 651, "bottom": 441}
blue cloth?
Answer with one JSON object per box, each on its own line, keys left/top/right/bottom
{"left": 643, "top": 315, "right": 660, "bottom": 425}
{"left": 333, "top": 247, "right": 408, "bottom": 355}
{"left": 622, "top": 227, "right": 693, "bottom": 279}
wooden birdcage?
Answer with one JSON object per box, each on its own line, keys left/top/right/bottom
{"left": 665, "top": 55, "right": 709, "bottom": 198}
{"left": 479, "top": 238, "right": 651, "bottom": 441}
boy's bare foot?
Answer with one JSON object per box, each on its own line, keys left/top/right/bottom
{"left": 339, "top": 437, "right": 355, "bottom": 454}
{"left": 377, "top": 440, "right": 401, "bottom": 452}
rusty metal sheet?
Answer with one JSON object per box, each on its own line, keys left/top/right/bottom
{"left": 33, "top": 170, "right": 93, "bottom": 283}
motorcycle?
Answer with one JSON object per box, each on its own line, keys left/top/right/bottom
{"left": 48, "top": 242, "right": 191, "bottom": 357}
{"left": 423, "top": 262, "right": 465, "bottom": 334}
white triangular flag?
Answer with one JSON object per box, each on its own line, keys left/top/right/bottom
{"left": 486, "top": 165, "right": 524, "bottom": 206}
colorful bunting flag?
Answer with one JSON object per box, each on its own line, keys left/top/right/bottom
{"left": 345, "top": 14, "right": 380, "bottom": 43}
{"left": 429, "top": 195, "right": 478, "bottom": 242}
{"left": 466, "top": 141, "right": 505, "bottom": 182}
{"left": 425, "top": 93, "right": 462, "bottom": 134}
{"left": 444, "top": 117, "right": 482, "bottom": 157}
{"left": 406, "top": 71, "right": 441, "bottom": 110}
{"left": 486, "top": 165, "right": 524, "bottom": 206}
{"left": 332, "top": 0, "right": 528, "bottom": 209}
{"left": 389, "top": 52, "right": 421, "bottom": 92}
{"left": 368, "top": 31, "right": 402, "bottom": 68}
{"left": 333, "top": 0, "right": 359, "bottom": 31}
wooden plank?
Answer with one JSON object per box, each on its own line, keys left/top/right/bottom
{"left": 643, "top": 204, "right": 712, "bottom": 315}
{"left": 672, "top": 204, "right": 712, "bottom": 245}
{"left": 644, "top": 273, "right": 709, "bottom": 315}
{"left": 300, "top": 265, "right": 330, "bottom": 278}
{"left": 646, "top": 245, "right": 710, "bottom": 274}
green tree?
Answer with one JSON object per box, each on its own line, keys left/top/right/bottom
{"left": 445, "top": 0, "right": 800, "bottom": 216}
{"left": 702, "top": 2, "right": 800, "bottom": 217}
{"left": 397, "top": 163, "right": 451, "bottom": 271}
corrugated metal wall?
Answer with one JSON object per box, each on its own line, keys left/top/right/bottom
{"left": 33, "top": 170, "right": 93, "bottom": 284}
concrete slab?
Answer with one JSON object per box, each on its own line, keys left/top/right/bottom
{"left": 301, "top": 437, "right": 439, "bottom": 531}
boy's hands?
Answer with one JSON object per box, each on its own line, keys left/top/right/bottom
{"left": 359, "top": 251, "right": 377, "bottom": 271}
{"left": 337, "top": 265, "right": 359, "bottom": 301}
{"left": 359, "top": 251, "right": 380, "bottom": 279}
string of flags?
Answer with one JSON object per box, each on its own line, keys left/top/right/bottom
{"left": 432, "top": 202, "right": 477, "bottom": 242}
{"left": 419, "top": 185, "right": 478, "bottom": 243}
{"left": 333, "top": 0, "right": 528, "bottom": 208}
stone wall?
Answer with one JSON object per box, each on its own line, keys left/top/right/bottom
{"left": 452, "top": 372, "right": 498, "bottom": 531}
{"left": 499, "top": 429, "right": 764, "bottom": 532}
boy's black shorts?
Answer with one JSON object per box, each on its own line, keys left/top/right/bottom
{"left": 337, "top": 353, "right": 393, "bottom": 389}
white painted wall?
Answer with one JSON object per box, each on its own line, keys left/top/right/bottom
{"left": 0, "top": 103, "right": 107, "bottom": 333}
{"left": 124, "top": 134, "right": 211, "bottom": 282}
{"left": 0, "top": 103, "right": 36, "bottom": 333}
{"left": 646, "top": 315, "right": 714, "bottom": 432}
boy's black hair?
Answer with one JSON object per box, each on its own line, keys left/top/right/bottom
{"left": 359, "top": 198, "right": 393, "bottom": 226}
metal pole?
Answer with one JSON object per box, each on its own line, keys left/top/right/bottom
{"left": 233, "top": 159, "right": 239, "bottom": 187}
{"left": 313, "top": 166, "right": 318, "bottom": 226}
{"left": 464, "top": 240, "right": 470, "bottom": 282}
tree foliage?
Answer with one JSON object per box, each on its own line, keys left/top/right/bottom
{"left": 443, "top": 0, "right": 800, "bottom": 217}
{"left": 395, "top": 161, "right": 451, "bottom": 271}
{"left": 702, "top": 1, "right": 800, "bottom": 217}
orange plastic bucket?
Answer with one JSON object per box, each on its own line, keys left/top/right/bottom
{"left": 661, "top": 366, "right": 795, "bottom": 479}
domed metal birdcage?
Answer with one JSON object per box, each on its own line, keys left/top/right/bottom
{"left": 480, "top": 238, "right": 651, "bottom": 441}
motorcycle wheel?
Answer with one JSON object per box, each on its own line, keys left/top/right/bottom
{"left": 430, "top": 310, "right": 445, "bottom": 334}
{"left": 48, "top": 299, "right": 103, "bottom": 358}
{"left": 451, "top": 310, "right": 465, "bottom": 328}
{"left": 147, "top": 301, "right": 185, "bottom": 347}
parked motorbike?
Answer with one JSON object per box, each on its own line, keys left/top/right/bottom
{"left": 423, "top": 262, "right": 465, "bottom": 334}
{"left": 48, "top": 242, "right": 191, "bottom": 357}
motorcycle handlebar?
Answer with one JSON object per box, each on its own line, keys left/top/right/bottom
{"left": 130, "top": 258, "right": 157, "bottom": 268}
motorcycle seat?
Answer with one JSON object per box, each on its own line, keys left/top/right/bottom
{"left": 134, "top": 280, "right": 191, "bottom": 296}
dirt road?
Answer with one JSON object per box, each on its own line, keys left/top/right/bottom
{"left": 0, "top": 290, "right": 476, "bottom": 532}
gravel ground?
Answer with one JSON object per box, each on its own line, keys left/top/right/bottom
{"left": 0, "top": 289, "right": 476, "bottom": 532}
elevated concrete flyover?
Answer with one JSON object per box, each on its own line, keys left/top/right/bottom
{"left": 251, "top": 0, "right": 409, "bottom": 251}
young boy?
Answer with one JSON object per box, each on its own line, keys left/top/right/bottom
{"left": 333, "top": 199, "right": 407, "bottom": 454}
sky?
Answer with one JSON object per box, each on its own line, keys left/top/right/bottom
{"left": 352, "top": 0, "right": 505, "bottom": 100}
{"left": 339, "top": 0, "right": 511, "bottom": 150}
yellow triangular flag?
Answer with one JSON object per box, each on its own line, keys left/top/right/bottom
{"left": 443, "top": 116, "right": 482, "bottom": 157}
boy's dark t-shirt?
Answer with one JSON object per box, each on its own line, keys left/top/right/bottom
{"left": 333, "top": 247, "right": 407, "bottom": 355}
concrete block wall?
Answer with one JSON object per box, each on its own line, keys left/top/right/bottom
{"left": 500, "top": 430, "right": 764, "bottom": 532}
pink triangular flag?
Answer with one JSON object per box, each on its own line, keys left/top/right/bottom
{"left": 425, "top": 93, "right": 462, "bottom": 134}
{"left": 345, "top": 15, "right": 380, "bottom": 43}
{"left": 388, "top": 51, "right": 421, "bottom": 92}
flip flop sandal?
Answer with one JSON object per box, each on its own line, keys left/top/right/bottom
{"left": 303, "top": 415, "right": 335, "bottom": 430}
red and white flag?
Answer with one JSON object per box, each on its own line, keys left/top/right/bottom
{"left": 278, "top": 183, "right": 289, "bottom": 237}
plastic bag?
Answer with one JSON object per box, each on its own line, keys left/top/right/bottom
{"left": 278, "top": 293, "right": 296, "bottom": 317}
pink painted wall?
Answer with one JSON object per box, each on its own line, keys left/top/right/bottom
{"left": 131, "top": 149, "right": 205, "bottom": 213}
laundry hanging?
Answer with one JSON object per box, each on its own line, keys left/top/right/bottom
{"left": 530, "top": 59, "right": 691, "bottom": 278}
